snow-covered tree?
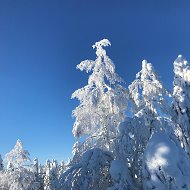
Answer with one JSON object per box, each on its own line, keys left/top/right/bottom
{"left": 50, "top": 160, "right": 59, "bottom": 190}
{"left": 143, "top": 131, "right": 190, "bottom": 190}
{"left": 1, "top": 167, "right": 36, "bottom": 190}
{"left": 33, "top": 158, "right": 44, "bottom": 190}
{"left": 33, "top": 158, "right": 39, "bottom": 175}
{"left": 0, "top": 140, "right": 37, "bottom": 190}
{"left": 172, "top": 55, "right": 190, "bottom": 155}
{"left": 58, "top": 161, "right": 65, "bottom": 177}
{"left": 44, "top": 160, "right": 59, "bottom": 190}
{"left": 59, "top": 148, "right": 113, "bottom": 190}
{"left": 128, "top": 60, "right": 171, "bottom": 130}
{"left": 108, "top": 160, "right": 134, "bottom": 190}
{"left": 127, "top": 60, "right": 172, "bottom": 162}
{"left": 44, "top": 160, "right": 51, "bottom": 190}
{"left": 2, "top": 44, "right": 190, "bottom": 190}
{"left": 115, "top": 117, "right": 149, "bottom": 188}
{"left": 114, "top": 60, "right": 172, "bottom": 188}
{"left": 5, "top": 139, "right": 30, "bottom": 168}
{"left": 0, "top": 155, "right": 3, "bottom": 171}
{"left": 72, "top": 39, "right": 127, "bottom": 158}
{"left": 0, "top": 154, "right": 5, "bottom": 189}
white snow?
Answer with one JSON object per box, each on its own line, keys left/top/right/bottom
{"left": 1, "top": 39, "right": 190, "bottom": 190}
{"left": 143, "top": 131, "right": 190, "bottom": 190}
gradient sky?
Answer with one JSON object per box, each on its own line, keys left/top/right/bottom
{"left": 0, "top": 0, "right": 190, "bottom": 164}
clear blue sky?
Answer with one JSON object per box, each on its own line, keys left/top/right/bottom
{"left": 0, "top": 0, "right": 190, "bottom": 164}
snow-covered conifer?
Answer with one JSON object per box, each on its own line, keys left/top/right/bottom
{"left": 58, "top": 161, "right": 65, "bottom": 177}
{"left": 44, "top": 160, "right": 59, "bottom": 190}
{"left": 128, "top": 60, "right": 171, "bottom": 129}
{"left": 172, "top": 55, "right": 190, "bottom": 155}
{"left": 72, "top": 39, "right": 127, "bottom": 158}
{"left": 32, "top": 158, "right": 44, "bottom": 190}
{"left": 44, "top": 160, "right": 51, "bottom": 190}
{"left": 5, "top": 139, "right": 30, "bottom": 168}
{"left": 108, "top": 160, "right": 134, "bottom": 190}
{"left": 1, "top": 140, "right": 36, "bottom": 190}
{"left": 60, "top": 148, "right": 113, "bottom": 190}
{"left": 0, "top": 155, "right": 3, "bottom": 171}
{"left": 115, "top": 117, "right": 149, "bottom": 188}
{"left": 33, "top": 158, "right": 39, "bottom": 174}
{"left": 0, "top": 154, "right": 5, "bottom": 189}
{"left": 115, "top": 60, "right": 172, "bottom": 188}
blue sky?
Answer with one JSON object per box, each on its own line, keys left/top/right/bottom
{"left": 0, "top": 0, "right": 190, "bottom": 164}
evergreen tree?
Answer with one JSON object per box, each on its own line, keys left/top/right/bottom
{"left": 108, "top": 160, "right": 134, "bottom": 190}
{"left": 172, "top": 55, "right": 190, "bottom": 155}
{"left": 0, "top": 155, "right": 3, "bottom": 171}
{"left": 44, "top": 160, "right": 59, "bottom": 190}
{"left": 33, "top": 158, "right": 43, "bottom": 190}
{"left": 44, "top": 160, "right": 51, "bottom": 190}
{"left": 5, "top": 139, "right": 30, "bottom": 168}
{"left": 128, "top": 60, "right": 171, "bottom": 130}
{"left": 72, "top": 39, "right": 127, "bottom": 161}
{"left": 58, "top": 161, "right": 65, "bottom": 177}
{"left": 1, "top": 140, "right": 36, "bottom": 190}
{"left": 60, "top": 148, "right": 114, "bottom": 190}
{"left": 116, "top": 60, "right": 172, "bottom": 188}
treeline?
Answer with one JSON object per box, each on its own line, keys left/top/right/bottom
{"left": 0, "top": 140, "right": 65, "bottom": 189}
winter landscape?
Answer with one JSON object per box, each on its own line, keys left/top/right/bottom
{"left": 1, "top": 1, "right": 190, "bottom": 190}
{"left": 1, "top": 38, "right": 190, "bottom": 189}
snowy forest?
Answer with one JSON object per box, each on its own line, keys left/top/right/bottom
{"left": 1, "top": 39, "right": 190, "bottom": 190}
